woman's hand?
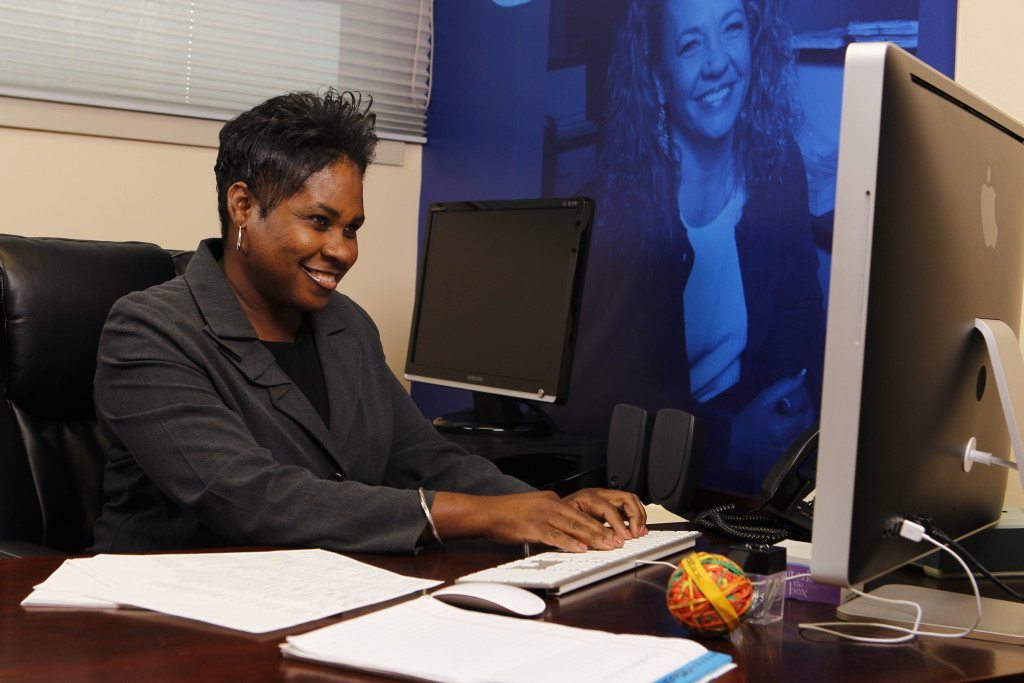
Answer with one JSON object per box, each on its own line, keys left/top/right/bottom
{"left": 563, "top": 487, "right": 647, "bottom": 540}
{"left": 730, "top": 369, "right": 815, "bottom": 467}
{"left": 430, "top": 489, "right": 647, "bottom": 553}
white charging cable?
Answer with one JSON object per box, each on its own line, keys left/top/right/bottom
{"left": 797, "top": 519, "right": 983, "bottom": 643}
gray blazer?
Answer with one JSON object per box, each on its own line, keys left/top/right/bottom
{"left": 90, "top": 239, "right": 533, "bottom": 554}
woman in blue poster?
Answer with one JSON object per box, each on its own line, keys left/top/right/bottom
{"left": 423, "top": 0, "right": 946, "bottom": 495}
{"left": 569, "top": 0, "right": 825, "bottom": 493}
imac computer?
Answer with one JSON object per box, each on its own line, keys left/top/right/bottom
{"left": 405, "top": 198, "right": 593, "bottom": 435}
{"left": 811, "top": 43, "right": 1024, "bottom": 642}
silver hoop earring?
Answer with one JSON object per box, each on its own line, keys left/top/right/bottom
{"left": 235, "top": 225, "right": 245, "bottom": 252}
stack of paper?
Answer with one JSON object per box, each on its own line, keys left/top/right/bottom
{"left": 848, "top": 20, "right": 919, "bottom": 49}
{"left": 282, "top": 596, "right": 735, "bottom": 683}
{"left": 791, "top": 20, "right": 920, "bottom": 51}
{"left": 791, "top": 27, "right": 849, "bottom": 51}
{"left": 22, "top": 549, "right": 440, "bottom": 633}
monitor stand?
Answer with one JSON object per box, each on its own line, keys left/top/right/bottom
{"left": 835, "top": 318, "right": 1024, "bottom": 644}
{"left": 432, "top": 391, "right": 550, "bottom": 436}
{"left": 968, "top": 319, "right": 1024, "bottom": 491}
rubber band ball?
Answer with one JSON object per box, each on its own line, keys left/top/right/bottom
{"left": 666, "top": 551, "right": 753, "bottom": 635}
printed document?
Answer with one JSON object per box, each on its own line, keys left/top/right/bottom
{"left": 22, "top": 549, "right": 440, "bottom": 633}
{"left": 282, "top": 595, "right": 734, "bottom": 683}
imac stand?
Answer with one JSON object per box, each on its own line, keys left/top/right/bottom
{"left": 836, "top": 318, "right": 1024, "bottom": 643}
{"left": 964, "top": 319, "right": 1024, "bottom": 492}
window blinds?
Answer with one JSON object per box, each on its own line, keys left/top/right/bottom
{"left": 0, "top": 0, "right": 432, "bottom": 142}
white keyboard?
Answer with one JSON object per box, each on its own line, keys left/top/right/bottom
{"left": 456, "top": 529, "right": 700, "bottom": 595}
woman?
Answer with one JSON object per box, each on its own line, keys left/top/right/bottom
{"left": 90, "top": 89, "right": 645, "bottom": 554}
{"left": 566, "top": 0, "right": 824, "bottom": 493}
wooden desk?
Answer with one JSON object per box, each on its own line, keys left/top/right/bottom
{"left": 2, "top": 532, "right": 1024, "bottom": 682}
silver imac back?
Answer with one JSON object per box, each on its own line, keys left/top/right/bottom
{"left": 812, "top": 42, "right": 1023, "bottom": 591}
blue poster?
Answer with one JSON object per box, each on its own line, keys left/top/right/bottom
{"left": 417, "top": 0, "right": 956, "bottom": 495}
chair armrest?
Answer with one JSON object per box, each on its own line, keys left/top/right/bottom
{"left": 0, "top": 539, "right": 69, "bottom": 559}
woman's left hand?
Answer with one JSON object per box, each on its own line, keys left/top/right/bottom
{"left": 562, "top": 488, "right": 648, "bottom": 540}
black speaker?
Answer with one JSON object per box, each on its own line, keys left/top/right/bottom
{"left": 647, "top": 408, "right": 705, "bottom": 513}
{"left": 605, "top": 404, "right": 652, "bottom": 498}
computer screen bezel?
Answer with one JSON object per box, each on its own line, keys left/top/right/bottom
{"left": 404, "top": 197, "right": 594, "bottom": 406}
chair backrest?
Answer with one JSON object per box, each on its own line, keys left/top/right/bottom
{"left": 0, "top": 235, "right": 177, "bottom": 553}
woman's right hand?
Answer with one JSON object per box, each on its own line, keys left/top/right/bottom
{"left": 730, "top": 369, "right": 815, "bottom": 466}
{"left": 430, "top": 491, "right": 628, "bottom": 552}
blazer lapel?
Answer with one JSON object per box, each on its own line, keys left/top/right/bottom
{"left": 185, "top": 238, "right": 338, "bottom": 460}
{"left": 310, "top": 303, "right": 360, "bottom": 458}
{"left": 216, "top": 332, "right": 337, "bottom": 456}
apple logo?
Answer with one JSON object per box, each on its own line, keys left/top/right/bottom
{"left": 981, "top": 167, "right": 998, "bottom": 248}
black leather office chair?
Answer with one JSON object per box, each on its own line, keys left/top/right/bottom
{"left": 0, "top": 235, "right": 179, "bottom": 557}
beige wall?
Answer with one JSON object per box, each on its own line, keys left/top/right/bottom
{"left": 0, "top": 98, "right": 420, "bottom": 387}
{"left": 956, "top": 0, "right": 1024, "bottom": 507}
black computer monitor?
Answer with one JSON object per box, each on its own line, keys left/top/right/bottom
{"left": 405, "top": 198, "right": 593, "bottom": 434}
{"left": 811, "top": 43, "right": 1024, "bottom": 640}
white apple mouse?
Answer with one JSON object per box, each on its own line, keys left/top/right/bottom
{"left": 431, "top": 582, "right": 546, "bottom": 617}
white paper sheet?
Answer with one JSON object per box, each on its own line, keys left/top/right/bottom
{"left": 23, "top": 549, "right": 440, "bottom": 633}
{"left": 282, "top": 596, "right": 734, "bottom": 683}
{"left": 22, "top": 561, "right": 121, "bottom": 608}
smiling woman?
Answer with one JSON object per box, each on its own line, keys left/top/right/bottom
{"left": 564, "top": 0, "right": 826, "bottom": 494}
{"left": 222, "top": 159, "right": 365, "bottom": 341}
{"left": 654, "top": 0, "right": 752, "bottom": 227}
{"left": 88, "top": 89, "right": 648, "bottom": 555}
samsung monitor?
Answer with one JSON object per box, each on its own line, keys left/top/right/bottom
{"left": 811, "top": 42, "right": 1024, "bottom": 641}
{"left": 405, "top": 198, "right": 593, "bottom": 434}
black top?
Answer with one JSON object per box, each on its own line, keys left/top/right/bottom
{"left": 261, "top": 319, "right": 331, "bottom": 428}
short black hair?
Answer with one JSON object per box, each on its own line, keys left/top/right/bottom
{"left": 214, "top": 88, "right": 378, "bottom": 237}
